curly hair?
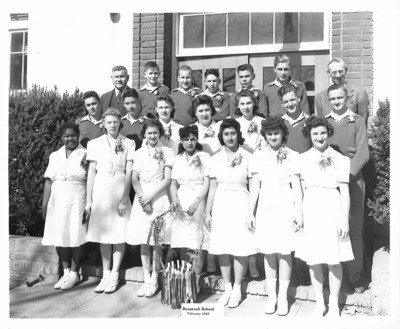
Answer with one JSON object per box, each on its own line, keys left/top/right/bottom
{"left": 140, "top": 118, "right": 165, "bottom": 140}
{"left": 189, "top": 94, "right": 216, "bottom": 119}
{"left": 302, "top": 115, "right": 334, "bottom": 139}
{"left": 277, "top": 84, "right": 299, "bottom": 101}
{"left": 177, "top": 125, "right": 203, "bottom": 154}
{"left": 83, "top": 90, "right": 100, "bottom": 102}
{"left": 260, "top": 116, "right": 289, "bottom": 144}
{"left": 217, "top": 118, "right": 245, "bottom": 146}
{"left": 154, "top": 94, "right": 175, "bottom": 119}
{"left": 102, "top": 107, "right": 124, "bottom": 132}
{"left": 234, "top": 90, "right": 259, "bottom": 117}
{"left": 59, "top": 121, "right": 80, "bottom": 137}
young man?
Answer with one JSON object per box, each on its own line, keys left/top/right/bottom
{"left": 75, "top": 91, "right": 105, "bottom": 148}
{"left": 325, "top": 84, "right": 370, "bottom": 294}
{"left": 316, "top": 58, "right": 369, "bottom": 125}
{"left": 138, "top": 61, "right": 170, "bottom": 119}
{"left": 200, "top": 68, "right": 230, "bottom": 121}
{"left": 230, "top": 64, "right": 267, "bottom": 118}
{"left": 100, "top": 65, "right": 138, "bottom": 117}
{"left": 264, "top": 54, "right": 310, "bottom": 117}
{"left": 120, "top": 89, "right": 144, "bottom": 150}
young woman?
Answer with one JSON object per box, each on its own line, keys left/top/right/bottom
{"left": 297, "top": 116, "right": 354, "bottom": 316}
{"left": 205, "top": 118, "right": 255, "bottom": 308}
{"left": 41, "top": 122, "right": 87, "bottom": 290}
{"left": 249, "top": 116, "right": 303, "bottom": 316}
{"left": 126, "top": 119, "right": 174, "bottom": 298}
{"left": 85, "top": 108, "right": 135, "bottom": 294}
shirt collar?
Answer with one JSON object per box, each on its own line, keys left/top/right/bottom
{"left": 121, "top": 113, "right": 139, "bottom": 125}
{"left": 202, "top": 89, "right": 224, "bottom": 97}
{"left": 115, "top": 87, "right": 128, "bottom": 97}
{"left": 159, "top": 119, "right": 176, "bottom": 128}
{"left": 268, "top": 77, "right": 297, "bottom": 88}
{"left": 282, "top": 112, "right": 308, "bottom": 126}
{"left": 326, "top": 108, "right": 351, "bottom": 123}
{"left": 81, "top": 114, "right": 102, "bottom": 125}
{"left": 139, "top": 83, "right": 162, "bottom": 92}
{"left": 172, "top": 86, "right": 200, "bottom": 94}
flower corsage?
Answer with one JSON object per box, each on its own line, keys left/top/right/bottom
{"left": 348, "top": 113, "right": 355, "bottom": 123}
{"left": 276, "top": 146, "right": 288, "bottom": 164}
{"left": 318, "top": 154, "right": 334, "bottom": 170}
{"left": 164, "top": 124, "right": 172, "bottom": 140}
{"left": 247, "top": 121, "right": 258, "bottom": 134}
{"left": 190, "top": 155, "right": 203, "bottom": 171}
{"left": 153, "top": 147, "right": 165, "bottom": 164}
{"left": 115, "top": 138, "right": 124, "bottom": 154}
{"left": 230, "top": 154, "right": 243, "bottom": 167}
{"left": 204, "top": 127, "right": 215, "bottom": 138}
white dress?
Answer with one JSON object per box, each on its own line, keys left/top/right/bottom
{"left": 170, "top": 151, "right": 211, "bottom": 250}
{"left": 208, "top": 147, "right": 256, "bottom": 257}
{"left": 42, "top": 145, "right": 87, "bottom": 247}
{"left": 159, "top": 119, "right": 183, "bottom": 155}
{"left": 194, "top": 121, "right": 222, "bottom": 156}
{"left": 296, "top": 147, "right": 354, "bottom": 265}
{"left": 126, "top": 141, "right": 174, "bottom": 246}
{"left": 250, "top": 145, "right": 299, "bottom": 254}
{"left": 236, "top": 115, "right": 265, "bottom": 153}
{"left": 86, "top": 134, "right": 135, "bottom": 244}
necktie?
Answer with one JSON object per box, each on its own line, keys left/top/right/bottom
{"left": 117, "top": 90, "right": 122, "bottom": 102}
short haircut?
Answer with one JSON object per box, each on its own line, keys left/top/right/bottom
{"left": 274, "top": 54, "right": 291, "bottom": 67}
{"left": 112, "top": 65, "right": 128, "bottom": 73}
{"left": 122, "top": 88, "right": 139, "bottom": 100}
{"left": 83, "top": 91, "right": 100, "bottom": 102}
{"left": 302, "top": 115, "right": 334, "bottom": 139}
{"left": 143, "top": 61, "right": 159, "bottom": 72}
{"left": 217, "top": 118, "right": 245, "bottom": 146}
{"left": 177, "top": 65, "right": 192, "bottom": 76}
{"left": 140, "top": 118, "right": 165, "bottom": 139}
{"left": 237, "top": 63, "right": 254, "bottom": 74}
{"left": 59, "top": 121, "right": 80, "bottom": 137}
{"left": 327, "top": 83, "right": 348, "bottom": 96}
{"left": 177, "top": 125, "right": 203, "bottom": 155}
{"left": 189, "top": 94, "right": 216, "bottom": 118}
{"left": 278, "top": 84, "right": 299, "bottom": 101}
{"left": 234, "top": 90, "right": 259, "bottom": 116}
{"left": 102, "top": 107, "right": 123, "bottom": 131}
{"left": 204, "top": 68, "right": 220, "bottom": 79}
{"left": 260, "top": 116, "right": 289, "bottom": 144}
{"left": 154, "top": 94, "right": 175, "bottom": 119}
{"left": 327, "top": 57, "right": 347, "bottom": 71}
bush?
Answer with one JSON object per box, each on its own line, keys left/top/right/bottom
{"left": 9, "top": 85, "right": 86, "bottom": 236}
{"left": 366, "top": 99, "right": 390, "bottom": 225}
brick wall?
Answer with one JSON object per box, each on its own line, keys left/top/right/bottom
{"left": 9, "top": 235, "right": 59, "bottom": 286}
{"left": 331, "top": 12, "right": 373, "bottom": 118}
{"left": 132, "top": 13, "right": 173, "bottom": 89}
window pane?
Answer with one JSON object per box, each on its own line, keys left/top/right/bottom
{"left": 10, "top": 53, "right": 22, "bottom": 89}
{"left": 23, "top": 53, "right": 28, "bottom": 89}
{"left": 25, "top": 31, "right": 28, "bottom": 48}
{"left": 183, "top": 16, "right": 204, "bottom": 48}
{"left": 228, "top": 13, "right": 249, "bottom": 46}
{"left": 263, "top": 67, "right": 276, "bottom": 87}
{"left": 11, "top": 32, "right": 24, "bottom": 52}
{"left": 300, "top": 65, "right": 315, "bottom": 91}
{"left": 192, "top": 70, "right": 203, "bottom": 89}
{"left": 223, "top": 68, "right": 236, "bottom": 93}
{"left": 251, "top": 13, "right": 273, "bottom": 45}
{"left": 300, "top": 13, "right": 323, "bottom": 42}
{"left": 206, "top": 14, "right": 226, "bottom": 47}
{"left": 308, "top": 96, "right": 315, "bottom": 115}
{"left": 275, "top": 12, "right": 298, "bottom": 44}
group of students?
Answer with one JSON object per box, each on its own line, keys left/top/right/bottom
{"left": 41, "top": 54, "right": 370, "bottom": 317}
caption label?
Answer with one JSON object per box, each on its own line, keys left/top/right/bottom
{"left": 180, "top": 303, "right": 224, "bottom": 317}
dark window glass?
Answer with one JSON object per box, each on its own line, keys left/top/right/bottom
{"left": 11, "top": 32, "right": 24, "bottom": 52}
{"left": 183, "top": 16, "right": 204, "bottom": 48}
{"left": 300, "top": 13, "right": 324, "bottom": 42}
{"left": 308, "top": 96, "right": 315, "bottom": 115}
{"left": 275, "top": 12, "right": 298, "bottom": 44}
{"left": 206, "top": 14, "right": 226, "bottom": 47}
{"left": 23, "top": 53, "right": 27, "bottom": 89}
{"left": 263, "top": 67, "right": 276, "bottom": 87}
{"left": 251, "top": 13, "right": 273, "bottom": 45}
{"left": 25, "top": 31, "right": 28, "bottom": 48}
{"left": 10, "top": 53, "right": 22, "bottom": 89}
{"left": 223, "top": 68, "right": 236, "bottom": 93}
{"left": 300, "top": 65, "right": 315, "bottom": 91}
{"left": 228, "top": 13, "right": 249, "bottom": 46}
{"left": 192, "top": 70, "right": 203, "bottom": 89}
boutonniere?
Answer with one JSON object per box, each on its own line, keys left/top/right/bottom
{"left": 189, "top": 89, "right": 199, "bottom": 98}
{"left": 230, "top": 154, "right": 243, "bottom": 167}
{"left": 204, "top": 127, "right": 215, "bottom": 138}
{"left": 153, "top": 147, "right": 165, "bottom": 164}
{"left": 276, "top": 146, "right": 288, "bottom": 164}
{"left": 80, "top": 153, "right": 89, "bottom": 171}
{"left": 190, "top": 155, "right": 203, "bottom": 170}
{"left": 348, "top": 114, "right": 355, "bottom": 123}
{"left": 164, "top": 124, "right": 172, "bottom": 140}
{"left": 99, "top": 122, "right": 104, "bottom": 129}
{"left": 252, "top": 90, "right": 259, "bottom": 99}
{"left": 215, "top": 95, "right": 222, "bottom": 102}
{"left": 115, "top": 138, "right": 124, "bottom": 154}
{"left": 153, "top": 89, "right": 158, "bottom": 95}
{"left": 247, "top": 121, "right": 258, "bottom": 134}
{"left": 318, "top": 154, "right": 334, "bottom": 170}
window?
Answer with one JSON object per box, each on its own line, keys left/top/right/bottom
{"left": 10, "top": 14, "right": 28, "bottom": 90}
{"left": 178, "top": 12, "right": 329, "bottom": 57}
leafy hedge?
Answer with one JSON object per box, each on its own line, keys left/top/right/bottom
{"left": 9, "top": 86, "right": 85, "bottom": 236}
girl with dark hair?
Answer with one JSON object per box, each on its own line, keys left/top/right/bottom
{"left": 41, "top": 122, "right": 87, "bottom": 291}
{"left": 126, "top": 119, "right": 174, "bottom": 298}
{"left": 249, "top": 116, "right": 302, "bottom": 316}
{"left": 205, "top": 118, "right": 256, "bottom": 308}
{"left": 169, "top": 125, "right": 210, "bottom": 272}
{"left": 297, "top": 116, "right": 353, "bottom": 316}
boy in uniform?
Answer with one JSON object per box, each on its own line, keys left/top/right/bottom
{"left": 138, "top": 61, "right": 170, "bottom": 119}
{"left": 171, "top": 65, "right": 203, "bottom": 126}
{"left": 230, "top": 64, "right": 267, "bottom": 118}
{"left": 264, "top": 54, "right": 309, "bottom": 117}
{"left": 120, "top": 89, "right": 144, "bottom": 150}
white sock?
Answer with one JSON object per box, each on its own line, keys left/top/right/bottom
{"left": 232, "top": 283, "right": 241, "bottom": 294}
{"left": 315, "top": 293, "right": 325, "bottom": 308}
{"left": 110, "top": 271, "right": 119, "bottom": 280}
{"left": 266, "top": 278, "right": 277, "bottom": 300}
{"left": 144, "top": 271, "right": 151, "bottom": 283}
{"left": 224, "top": 282, "right": 232, "bottom": 294}
{"left": 63, "top": 268, "right": 70, "bottom": 276}
{"left": 103, "top": 269, "right": 111, "bottom": 279}
{"left": 329, "top": 295, "right": 339, "bottom": 309}
{"left": 278, "top": 279, "right": 290, "bottom": 301}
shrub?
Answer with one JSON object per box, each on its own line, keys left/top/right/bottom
{"left": 366, "top": 99, "right": 390, "bottom": 225}
{"left": 9, "top": 85, "right": 86, "bottom": 236}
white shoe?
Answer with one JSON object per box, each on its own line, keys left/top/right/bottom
{"left": 264, "top": 298, "right": 277, "bottom": 314}
{"left": 137, "top": 283, "right": 150, "bottom": 297}
{"left": 94, "top": 277, "right": 110, "bottom": 293}
{"left": 145, "top": 283, "right": 158, "bottom": 298}
{"left": 54, "top": 275, "right": 68, "bottom": 290}
{"left": 277, "top": 299, "right": 289, "bottom": 316}
{"left": 227, "top": 291, "right": 241, "bottom": 308}
{"left": 104, "top": 278, "right": 119, "bottom": 294}
{"left": 326, "top": 306, "right": 340, "bottom": 317}
{"left": 312, "top": 304, "right": 327, "bottom": 316}
{"left": 217, "top": 291, "right": 231, "bottom": 306}
{"left": 61, "top": 274, "right": 79, "bottom": 290}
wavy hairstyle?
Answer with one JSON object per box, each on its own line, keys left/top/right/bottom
{"left": 139, "top": 118, "right": 165, "bottom": 139}
{"left": 234, "top": 90, "right": 259, "bottom": 116}
{"left": 154, "top": 94, "right": 175, "bottom": 119}
{"left": 189, "top": 94, "right": 216, "bottom": 119}
{"left": 302, "top": 115, "right": 334, "bottom": 139}
{"left": 260, "top": 116, "right": 289, "bottom": 144}
{"left": 59, "top": 121, "right": 80, "bottom": 137}
{"left": 102, "top": 107, "right": 123, "bottom": 132}
{"left": 217, "top": 118, "right": 245, "bottom": 146}
{"left": 177, "top": 125, "right": 203, "bottom": 155}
